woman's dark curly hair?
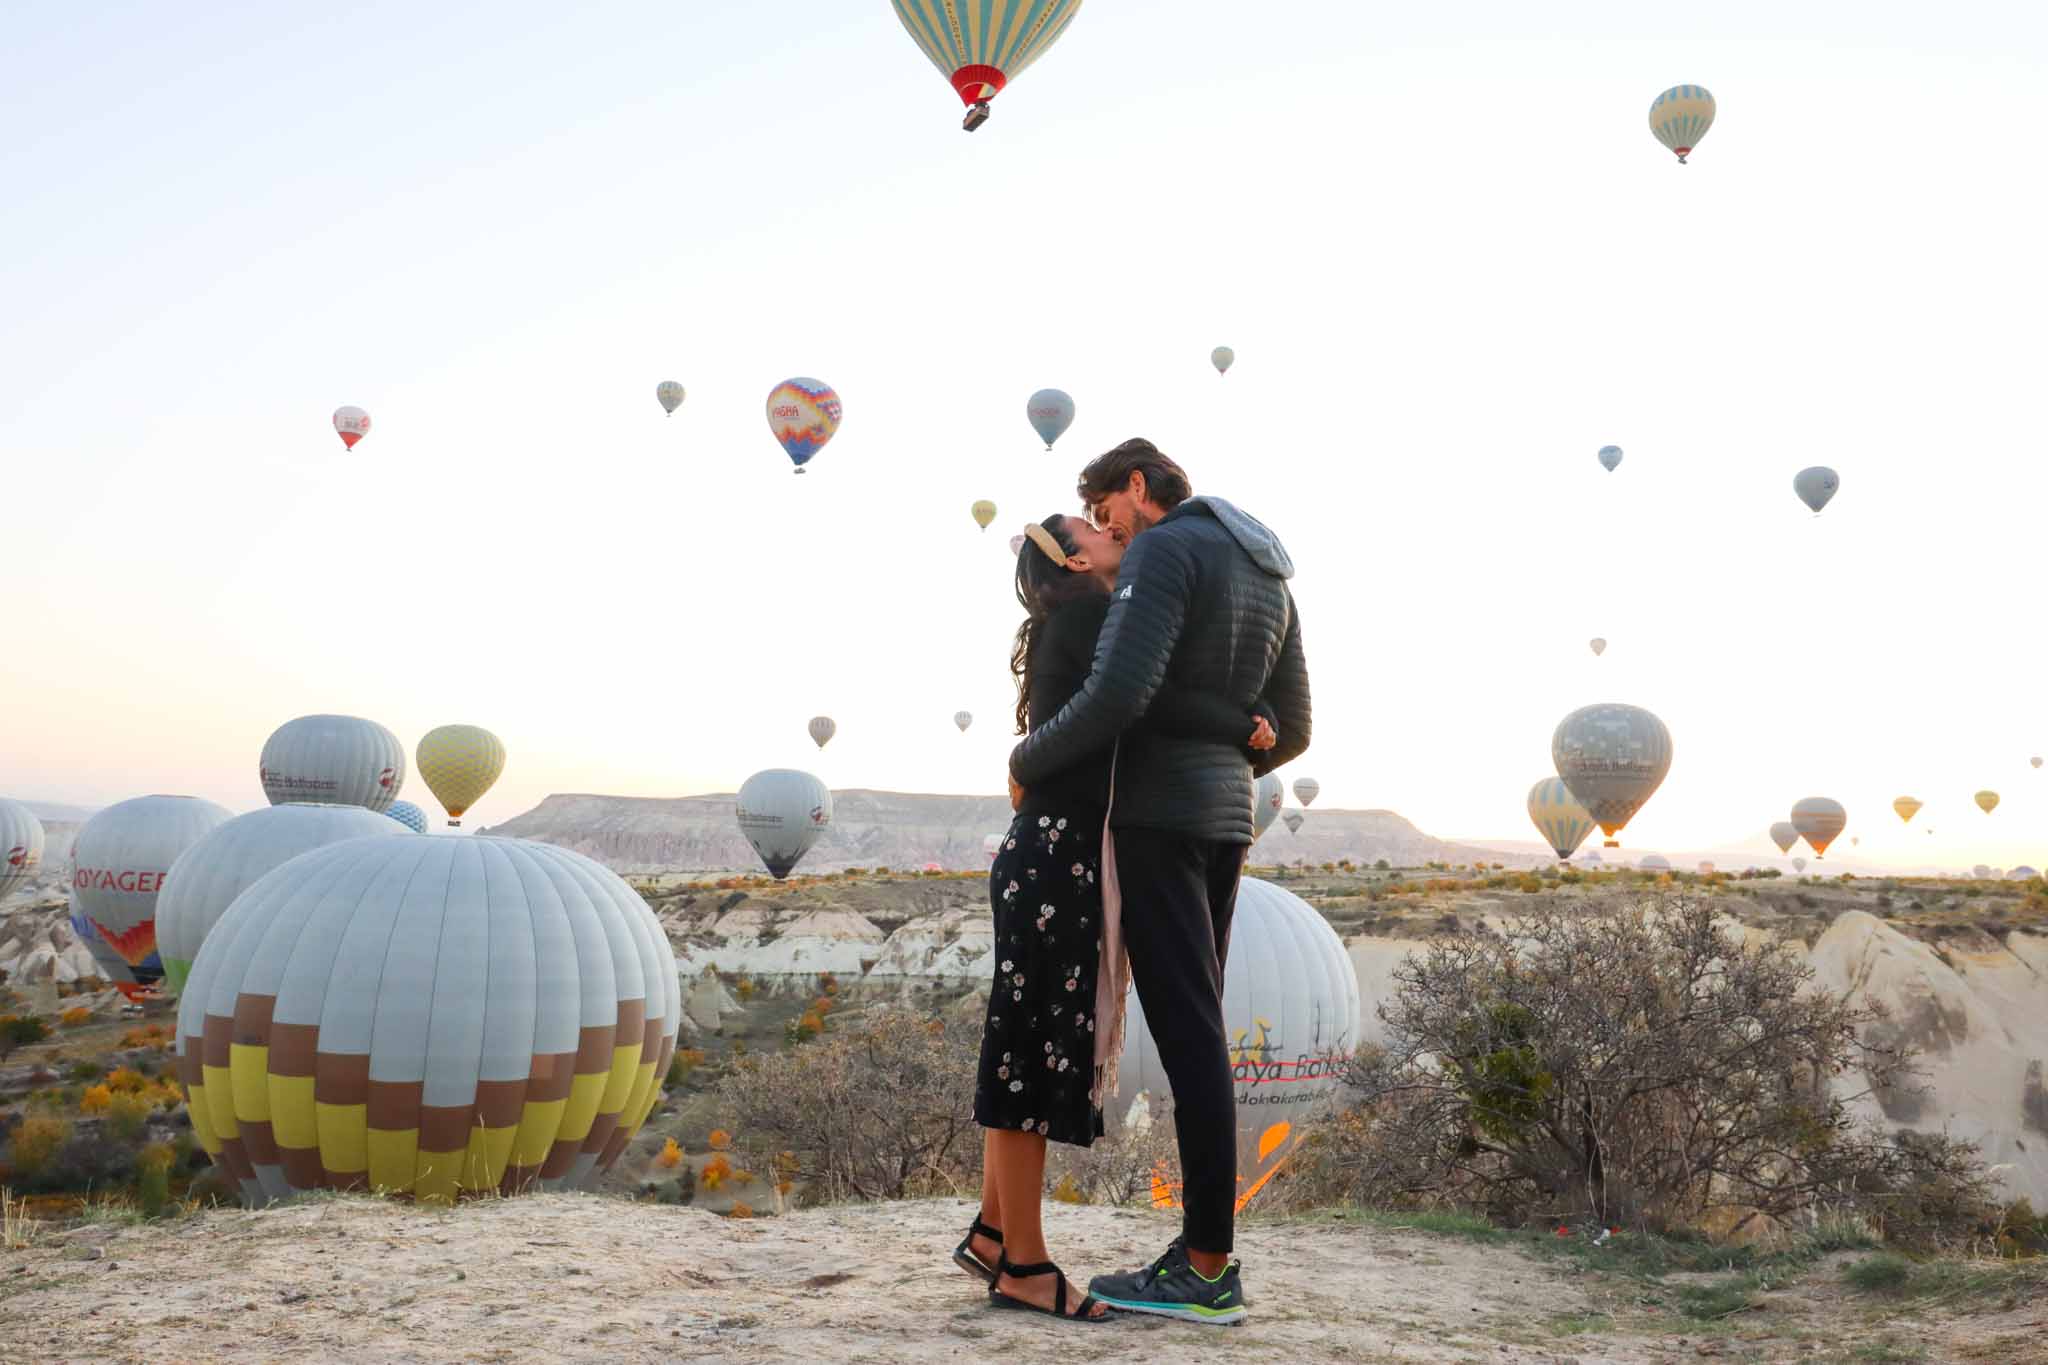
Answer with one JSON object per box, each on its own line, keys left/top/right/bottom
{"left": 1010, "top": 515, "right": 1102, "bottom": 734}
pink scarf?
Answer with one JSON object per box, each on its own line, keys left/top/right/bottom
{"left": 1091, "top": 743, "right": 1130, "bottom": 1110}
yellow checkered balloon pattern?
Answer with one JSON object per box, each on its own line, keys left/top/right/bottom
{"left": 416, "top": 725, "right": 506, "bottom": 822}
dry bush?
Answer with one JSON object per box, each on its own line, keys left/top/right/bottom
{"left": 716, "top": 1006, "right": 979, "bottom": 1203}
{"left": 59, "top": 1007, "right": 93, "bottom": 1028}
{"left": 106, "top": 1066, "right": 146, "bottom": 1094}
{"left": 0, "top": 1013, "right": 51, "bottom": 1061}
{"left": 1316, "top": 896, "right": 1994, "bottom": 1246}
{"left": 1045, "top": 1099, "right": 1183, "bottom": 1207}
{"left": 79, "top": 1084, "right": 114, "bottom": 1115}
{"left": 8, "top": 1117, "right": 73, "bottom": 1180}
{"left": 655, "top": 1138, "right": 684, "bottom": 1169}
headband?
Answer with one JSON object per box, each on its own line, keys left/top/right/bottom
{"left": 1021, "top": 522, "right": 1069, "bottom": 567}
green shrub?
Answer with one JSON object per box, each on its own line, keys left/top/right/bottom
{"left": 7, "top": 1117, "right": 72, "bottom": 1178}
{"left": 1843, "top": 1253, "right": 1912, "bottom": 1294}
{"left": 0, "top": 1014, "right": 52, "bottom": 1061}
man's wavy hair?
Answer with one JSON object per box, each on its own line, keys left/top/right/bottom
{"left": 1075, "top": 438, "right": 1191, "bottom": 513}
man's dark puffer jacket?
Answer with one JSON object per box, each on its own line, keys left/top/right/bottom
{"left": 1008, "top": 496, "right": 1311, "bottom": 844}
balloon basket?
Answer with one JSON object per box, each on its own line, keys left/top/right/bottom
{"left": 962, "top": 101, "right": 990, "bottom": 132}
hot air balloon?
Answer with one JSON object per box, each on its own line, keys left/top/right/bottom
{"left": 1526, "top": 777, "right": 1596, "bottom": 862}
{"left": 1598, "top": 445, "right": 1623, "bottom": 472}
{"left": 1589, "top": 638, "right": 1607, "bottom": 657}
{"left": 1552, "top": 703, "right": 1673, "bottom": 847}
{"left": 892, "top": 0, "right": 1083, "bottom": 130}
{"left": 1027, "top": 389, "right": 1075, "bottom": 449}
{"left": 1769, "top": 821, "right": 1799, "bottom": 854}
{"left": 1211, "top": 346, "right": 1235, "bottom": 375}
{"left": 1792, "top": 857, "right": 1807, "bottom": 873}
{"left": 155, "top": 804, "right": 403, "bottom": 995}
{"left": 1, "top": 798, "right": 46, "bottom": 904}
{"left": 259, "top": 715, "right": 406, "bottom": 813}
{"left": 1973, "top": 864, "right": 1992, "bottom": 881}
{"left": 1282, "top": 810, "right": 1305, "bottom": 835}
{"left": 1292, "top": 777, "right": 1320, "bottom": 807}
{"left": 1698, "top": 861, "right": 1716, "bottom": 875}
{"left": 2033, "top": 757, "right": 2043, "bottom": 770}
{"left": 971, "top": 500, "right": 997, "bottom": 530}
{"left": 384, "top": 800, "right": 429, "bottom": 834}
{"left": 765, "top": 378, "right": 841, "bottom": 473}
{"left": 1009, "top": 534, "right": 1026, "bottom": 555}
{"left": 983, "top": 832, "right": 1006, "bottom": 862}
{"left": 415, "top": 725, "right": 506, "bottom": 828}
{"left": 1254, "top": 773, "right": 1284, "bottom": 840}
{"left": 176, "top": 836, "right": 679, "bottom": 1207}
{"left": 1639, "top": 853, "right": 1672, "bottom": 872}
{"left": 1893, "top": 796, "right": 1923, "bottom": 824}
{"left": 69, "top": 795, "right": 233, "bottom": 991}
{"left": 1793, "top": 466, "right": 1839, "bottom": 514}
{"left": 954, "top": 711, "right": 974, "bottom": 733}
{"left": 736, "top": 769, "right": 832, "bottom": 879}
{"left": 808, "top": 716, "right": 837, "bottom": 749}
{"left": 2009, "top": 866, "right": 2038, "bottom": 881}
{"left": 1790, "top": 797, "right": 1848, "bottom": 858}
{"left": 1116, "top": 877, "right": 1358, "bottom": 1216}
{"left": 1649, "top": 85, "right": 1715, "bottom": 163}
{"left": 655, "top": 381, "right": 685, "bottom": 415}
{"left": 1975, "top": 790, "right": 2000, "bottom": 814}
{"left": 1851, "top": 836, "right": 1859, "bottom": 847}
{"left": 333, "top": 405, "right": 371, "bottom": 450}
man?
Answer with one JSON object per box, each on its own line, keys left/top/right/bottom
{"left": 1007, "top": 437, "right": 1311, "bottom": 1325}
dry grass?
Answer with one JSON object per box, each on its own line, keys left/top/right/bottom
{"left": 2, "top": 1186, "right": 43, "bottom": 1250}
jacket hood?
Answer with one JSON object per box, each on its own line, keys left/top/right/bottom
{"left": 1174, "top": 496, "right": 1295, "bottom": 579}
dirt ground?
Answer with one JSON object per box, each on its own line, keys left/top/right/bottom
{"left": 5, "top": 1194, "right": 2043, "bottom": 1364}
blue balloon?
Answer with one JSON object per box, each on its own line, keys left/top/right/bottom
{"left": 384, "top": 800, "right": 428, "bottom": 834}
{"left": 1026, "top": 389, "right": 1075, "bottom": 450}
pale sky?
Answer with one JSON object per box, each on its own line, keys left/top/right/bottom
{"left": 3, "top": 2, "right": 2044, "bottom": 869}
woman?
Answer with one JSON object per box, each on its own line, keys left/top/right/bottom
{"left": 957, "top": 512, "right": 1275, "bottom": 1323}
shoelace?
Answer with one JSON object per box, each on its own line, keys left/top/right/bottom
{"left": 1144, "top": 1236, "right": 1189, "bottom": 1280}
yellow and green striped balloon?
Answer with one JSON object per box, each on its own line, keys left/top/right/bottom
{"left": 416, "top": 724, "right": 506, "bottom": 827}
{"left": 176, "top": 836, "right": 679, "bottom": 1207}
{"left": 1526, "top": 777, "right": 1596, "bottom": 862}
{"left": 1649, "top": 85, "right": 1715, "bottom": 163}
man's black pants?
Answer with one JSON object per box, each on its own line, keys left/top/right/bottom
{"left": 1113, "top": 826, "right": 1247, "bottom": 1255}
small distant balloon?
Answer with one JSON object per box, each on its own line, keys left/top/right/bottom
{"left": 1893, "top": 796, "right": 1923, "bottom": 824}
{"left": 808, "top": 716, "right": 836, "bottom": 749}
{"left": 1790, "top": 796, "right": 1847, "bottom": 858}
{"left": 656, "top": 381, "right": 685, "bottom": 415}
{"left": 1649, "top": 85, "right": 1716, "bottom": 163}
{"left": 1851, "top": 836, "right": 1860, "bottom": 847}
{"left": 1975, "top": 790, "right": 2000, "bottom": 814}
{"left": 2033, "top": 757, "right": 2043, "bottom": 769}
{"left": 1792, "top": 856, "right": 1807, "bottom": 873}
{"left": 1589, "top": 638, "right": 1607, "bottom": 657}
{"left": 1026, "top": 389, "right": 1075, "bottom": 449}
{"left": 1769, "top": 821, "right": 1798, "bottom": 854}
{"left": 1008, "top": 534, "right": 1025, "bottom": 555}
{"left": 384, "top": 800, "right": 428, "bottom": 834}
{"left": 954, "top": 711, "right": 973, "bottom": 733}
{"left": 1282, "top": 810, "right": 1304, "bottom": 835}
{"left": 415, "top": 725, "right": 506, "bottom": 828}
{"left": 1598, "top": 445, "right": 1623, "bottom": 472}
{"left": 1254, "top": 773, "right": 1283, "bottom": 839}
{"left": 765, "top": 377, "right": 842, "bottom": 474}
{"left": 1527, "top": 777, "right": 1596, "bottom": 861}
{"left": 333, "top": 406, "right": 371, "bottom": 450}
{"left": 1211, "top": 346, "right": 1235, "bottom": 375}
{"left": 1793, "top": 466, "right": 1839, "bottom": 514}
{"left": 1292, "top": 777, "right": 1320, "bottom": 807}
{"left": 972, "top": 500, "right": 997, "bottom": 530}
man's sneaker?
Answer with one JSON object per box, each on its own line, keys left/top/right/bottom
{"left": 1087, "top": 1237, "right": 1247, "bottom": 1326}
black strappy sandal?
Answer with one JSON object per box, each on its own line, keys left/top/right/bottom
{"left": 953, "top": 1216, "right": 1003, "bottom": 1283}
{"left": 988, "top": 1252, "right": 1107, "bottom": 1323}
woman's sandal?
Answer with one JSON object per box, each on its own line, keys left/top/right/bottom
{"left": 987, "top": 1252, "right": 1107, "bottom": 1323}
{"left": 952, "top": 1216, "right": 1003, "bottom": 1284}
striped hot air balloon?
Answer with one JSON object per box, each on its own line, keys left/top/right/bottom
{"left": 176, "top": 836, "right": 679, "bottom": 1207}
{"left": 1526, "top": 777, "right": 1596, "bottom": 862}
{"left": 1, "top": 798, "right": 45, "bottom": 904}
{"left": 892, "top": 0, "right": 1085, "bottom": 131}
{"left": 1649, "top": 85, "right": 1715, "bottom": 163}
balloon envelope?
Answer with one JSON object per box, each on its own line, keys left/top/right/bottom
{"left": 384, "top": 800, "right": 429, "bottom": 834}
{"left": 1526, "top": 777, "right": 1596, "bottom": 861}
{"left": 1292, "top": 777, "right": 1319, "bottom": 807}
{"left": 1, "top": 798, "right": 46, "bottom": 904}
{"left": 808, "top": 716, "right": 836, "bottom": 749}
{"left": 155, "top": 803, "right": 402, "bottom": 995}
{"left": 416, "top": 725, "right": 507, "bottom": 827}
{"left": 1975, "top": 790, "right": 2000, "bottom": 814}
{"left": 2033, "top": 757, "right": 2043, "bottom": 769}
{"left": 1211, "top": 346, "right": 1235, "bottom": 375}
{"left": 1254, "top": 774, "right": 1283, "bottom": 840}
{"left": 1116, "top": 878, "right": 1358, "bottom": 1209}
{"left": 1769, "top": 821, "right": 1799, "bottom": 854}
{"left": 1790, "top": 797, "right": 1848, "bottom": 857}
{"left": 1792, "top": 857, "right": 1807, "bottom": 873}
{"left": 1638, "top": 853, "right": 1672, "bottom": 871}
{"left": 69, "top": 795, "right": 234, "bottom": 988}
{"left": 971, "top": 500, "right": 997, "bottom": 530}
{"left": 1649, "top": 85, "right": 1715, "bottom": 162}
{"left": 332, "top": 405, "right": 371, "bottom": 450}
{"left": 1282, "top": 810, "right": 1304, "bottom": 835}
{"left": 1026, "top": 389, "right": 1075, "bottom": 449}
{"left": 260, "top": 714, "right": 405, "bottom": 813}
{"left": 736, "top": 769, "right": 832, "bottom": 879}
{"left": 765, "top": 378, "right": 842, "bottom": 472}
{"left": 1794, "top": 466, "right": 1840, "bottom": 514}
{"left": 954, "top": 711, "right": 974, "bottom": 733}
{"left": 1552, "top": 703, "right": 1673, "bottom": 846}
{"left": 1598, "top": 445, "right": 1623, "bottom": 472}
{"left": 176, "top": 835, "right": 679, "bottom": 1206}
{"left": 1974, "top": 864, "right": 1992, "bottom": 880}
{"left": 1589, "top": 638, "right": 1607, "bottom": 657}
{"left": 1893, "top": 796, "right": 1923, "bottom": 824}
{"left": 655, "top": 381, "right": 685, "bottom": 414}
{"left": 891, "top": 0, "right": 1083, "bottom": 127}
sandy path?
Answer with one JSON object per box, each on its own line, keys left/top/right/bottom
{"left": 2, "top": 1194, "right": 1661, "bottom": 1364}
